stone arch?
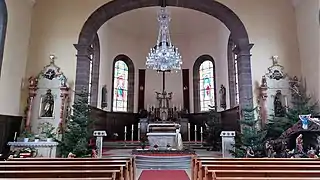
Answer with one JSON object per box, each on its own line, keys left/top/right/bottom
{"left": 111, "top": 54, "right": 135, "bottom": 113}
{"left": 75, "top": 0, "right": 254, "bottom": 109}
{"left": 0, "top": 0, "right": 7, "bottom": 77}
{"left": 193, "top": 55, "right": 217, "bottom": 113}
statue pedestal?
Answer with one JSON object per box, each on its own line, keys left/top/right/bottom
{"left": 7, "top": 141, "right": 58, "bottom": 158}
{"left": 220, "top": 131, "right": 236, "bottom": 158}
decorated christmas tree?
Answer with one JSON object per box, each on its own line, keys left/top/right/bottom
{"left": 205, "top": 106, "right": 222, "bottom": 151}
{"left": 232, "top": 107, "right": 266, "bottom": 157}
{"left": 58, "top": 89, "right": 94, "bottom": 157}
{"left": 265, "top": 78, "right": 319, "bottom": 139}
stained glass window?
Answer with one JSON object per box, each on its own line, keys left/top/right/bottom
{"left": 112, "top": 60, "right": 129, "bottom": 112}
{"left": 199, "top": 60, "right": 215, "bottom": 111}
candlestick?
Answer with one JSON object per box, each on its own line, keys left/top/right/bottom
{"left": 13, "top": 132, "right": 17, "bottom": 142}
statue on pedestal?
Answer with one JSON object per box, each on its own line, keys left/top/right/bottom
{"left": 41, "top": 89, "right": 54, "bottom": 117}
{"left": 274, "top": 90, "right": 285, "bottom": 117}
{"left": 219, "top": 84, "right": 226, "bottom": 110}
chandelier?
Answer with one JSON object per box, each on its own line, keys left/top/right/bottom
{"left": 146, "top": 7, "right": 182, "bottom": 72}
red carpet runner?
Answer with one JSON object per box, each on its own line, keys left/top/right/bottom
{"left": 139, "top": 170, "right": 190, "bottom": 180}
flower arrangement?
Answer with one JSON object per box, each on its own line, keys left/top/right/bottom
{"left": 38, "top": 122, "right": 56, "bottom": 141}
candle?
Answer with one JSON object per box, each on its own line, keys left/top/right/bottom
{"left": 188, "top": 123, "right": 190, "bottom": 128}
{"left": 201, "top": 127, "right": 203, "bottom": 133}
{"left": 13, "top": 132, "right": 17, "bottom": 141}
{"left": 124, "top": 126, "right": 127, "bottom": 133}
{"left": 285, "top": 96, "right": 288, "bottom": 108}
{"left": 195, "top": 125, "right": 197, "bottom": 131}
{"left": 179, "top": 104, "right": 182, "bottom": 110}
{"left": 132, "top": 124, "right": 134, "bottom": 131}
{"left": 138, "top": 123, "right": 141, "bottom": 129}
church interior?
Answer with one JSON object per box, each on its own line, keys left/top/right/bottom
{"left": 0, "top": 0, "right": 320, "bottom": 179}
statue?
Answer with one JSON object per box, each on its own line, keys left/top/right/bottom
{"left": 176, "top": 126, "right": 183, "bottom": 150}
{"left": 101, "top": 85, "right": 107, "bottom": 108}
{"left": 307, "top": 147, "right": 318, "bottom": 158}
{"left": 296, "top": 134, "right": 304, "bottom": 153}
{"left": 245, "top": 147, "right": 254, "bottom": 158}
{"left": 59, "top": 74, "right": 67, "bottom": 87}
{"left": 41, "top": 89, "right": 54, "bottom": 117}
{"left": 265, "top": 140, "right": 274, "bottom": 158}
{"left": 219, "top": 84, "right": 226, "bottom": 110}
{"left": 299, "top": 114, "right": 310, "bottom": 130}
{"left": 274, "top": 90, "right": 285, "bottom": 117}
{"left": 28, "top": 76, "right": 38, "bottom": 87}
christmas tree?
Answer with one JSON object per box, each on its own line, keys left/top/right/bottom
{"left": 204, "top": 106, "right": 222, "bottom": 151}
{"left": 265, "top": 78, "right": 319, "bottom": 140}
{"left": 58, "top": 89, "right": 94, "bottom": 157}
{"left": 232, "top": 107, "right": 266, "bottom": 157}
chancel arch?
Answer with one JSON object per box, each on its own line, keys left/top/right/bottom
{"left": 75, "top": 0, "right": 254, "bottom": 110}
{"left": 0, "top": 0, "right": 7, "bottom": 77}
{"left": 193, "top": 55, "right": 216, "bottom": 113}
{"left": 111, "top": 54, "right": 134, "bottom": 113}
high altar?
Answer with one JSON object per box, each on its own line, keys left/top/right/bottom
{"left": 142, "top": 71, "right": 186, "bottom": 150}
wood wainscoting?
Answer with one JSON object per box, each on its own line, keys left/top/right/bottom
{"left": 0, "top": 115, "right": 22, "bottom": 154}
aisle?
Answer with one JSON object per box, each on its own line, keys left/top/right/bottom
{"left": 138, "top": 170, "right": 190, "bottom": 180}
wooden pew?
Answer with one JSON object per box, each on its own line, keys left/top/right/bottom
{"left": 0, "top": 179, "right": 113, "bottom": 180}
{"left": 209, "top": 170, "right": 320, "bottom": 180}
{"left": 2, "top": 158, "right": 133, "bottom": 180}
{"left": 194, "top": 158, "right": 320, "bottom": 180}
{"left": 0, "top": 170, "right": 119, "bottom": 179}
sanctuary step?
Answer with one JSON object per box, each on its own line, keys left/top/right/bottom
{"left": 103, "top": 141, "right": 207, "bottom": 149}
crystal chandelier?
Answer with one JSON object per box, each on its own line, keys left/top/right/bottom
{"left": 146, "top": 7, "right": 182, "bottom": 71}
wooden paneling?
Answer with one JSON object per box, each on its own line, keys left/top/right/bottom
{"left": 90, "top": 107, "right": 139, "bottom": 140}
{"left": 0, "top": 115, "right": 22, "bottom": 154}
{"left": 138, "top": 69, "right": 146, "bottom": 111}
{"left": 182, "top": 69, "right": 190, "bottom": 111}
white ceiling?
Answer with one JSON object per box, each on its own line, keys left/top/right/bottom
{"left": 106, "top": 7, "right": 224, "bottom": 37}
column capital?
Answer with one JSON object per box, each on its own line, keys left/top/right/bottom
{"left": 74, "top": 44, "right": 92, "bottom": 56}
{"left": 233, "top": 43, "right": 254, "bottom": 56}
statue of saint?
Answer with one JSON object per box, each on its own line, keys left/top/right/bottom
{"left": 245, "top": 147, "right": 254, "bottom": 158}
{"left": 219, "top": 84, "right": 226, "bottom": 110}
{"left": 41, "top": 89, "right": 54, "bottom": 117}
{"left": 101, "top": 85, "right": 107, "bottom": 108}
{"left": 274, "top": 90, "right": 285, "bottom": 117}
{"left": 296, "top": 134, "right": 304, "bottom": 153}
{"left": 265, "top": 140, "right": 274, "bottom": 158}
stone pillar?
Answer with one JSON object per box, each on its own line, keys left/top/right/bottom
{"left": 220, "top": 131, "right": 236, "bottom": 158}
{"left": 234, "top": 41, "right": 254, "bottom": 111}
{"left": 74, "top": 44, "right": 91, "bottom": 96}
{"left": 93, "top": 131, "right": 107, "bottom": 158}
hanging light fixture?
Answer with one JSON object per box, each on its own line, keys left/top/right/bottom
{"left": 146, "top": 6, "right": 182, "bottom": 72}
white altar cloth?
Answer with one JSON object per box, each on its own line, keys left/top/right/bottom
{"left": 8, "top": 141, "right": 58, "bottom": 158}
{"left": 147, "top": 132, "right": 177, "bottom": 150}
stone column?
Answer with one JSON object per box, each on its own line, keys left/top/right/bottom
{"left": 220, "top": 131, "right": 236, "bottom": 158}
{"left": 74, "top": 44, "right": 91, "bottom": 96}
{"left": 234, "top": 41, "right": 254, "bottom": 111}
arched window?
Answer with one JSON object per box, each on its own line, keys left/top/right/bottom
{"left": 111, "top": 55, "right": 134, "bottom": 112}
{"left": 87, "top": 34, "right": 100, "bottom": 107}
{"left": 0, "top": 0, "right": 7, "bottom": 77}
{"left": 227, "top": 35, "right": 239, "bottom": 107}
{"left": 193, "top": 55, "right": 216, "bottom": 112}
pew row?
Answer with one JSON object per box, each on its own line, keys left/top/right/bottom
{"left": 1, "top": 157, "right": 133, "bottom": 180}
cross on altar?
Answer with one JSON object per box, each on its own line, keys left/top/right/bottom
{"left": 155, "top": 70, "right": 173, "bottom": 120}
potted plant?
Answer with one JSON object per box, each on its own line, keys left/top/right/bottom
{"left": 21, "top": 129, "right": 33, "bottom": 142}
{"left": 34, "top": 135, "right": 40, "bottom": 142}
{"left": 39, "top": 122, "right": 56, "bottom": 142}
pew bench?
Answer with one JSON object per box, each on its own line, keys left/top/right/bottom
{"left": 3, "top": 158, "right": 133, "bottom": 180}
{"left": 209, "top": 170, "right": 320, "bottom": 180}
{"left": 0, "top": 170, "right": 120, "bottom": 179}
{"left": 214, "top": 178, "right": 320, "bottom": 180}
{"left": 0, "top": 178, "right": 113, "bottom": 180}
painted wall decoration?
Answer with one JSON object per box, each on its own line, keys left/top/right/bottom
{"left": 199, "top": 60, "right": 215, "bottom": 111}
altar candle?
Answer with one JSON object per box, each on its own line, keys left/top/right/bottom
{"left": 138, "top": 123, "right": 141, "bottom": 129}
{"left": 188, "top": 123, "right": 190, "bottom": 129}
{"left": 179, "top": 104, "right": 182, "bottom": 111}
{"left": 13, "top": 132, "right": 17, "bottom": 141}
{"left": 195, "top": 125, "right": 197, "bottom": 131}
{"left": 124, "top": 126, "right": 127, "bottom": 133}
{"left": 285, "top": 96, "right": 288, "bottom": 108}
{"left": 201, "top": 127, "right": 203, "bottom": 133}
{"left": 132, "top": 124, "right": 134, "bottom": 131}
